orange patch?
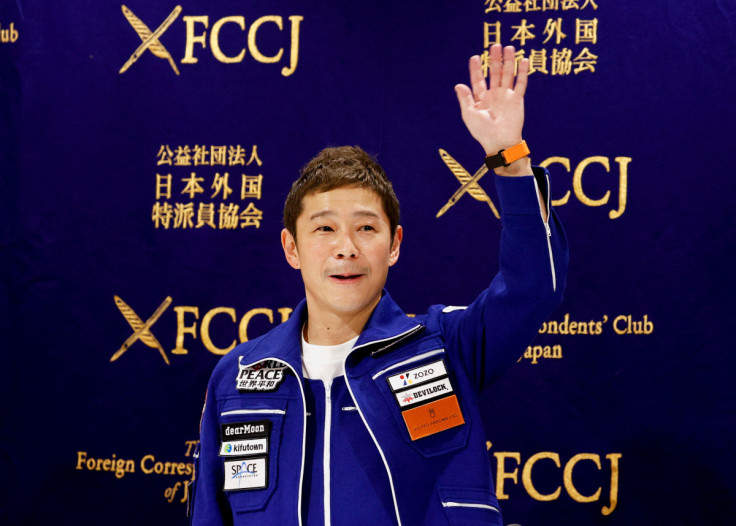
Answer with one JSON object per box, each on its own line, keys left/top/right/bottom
{"left": 401, "top": 395, "right": 465, "bottom": 441}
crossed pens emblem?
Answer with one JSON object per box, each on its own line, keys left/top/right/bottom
{"left": 119, "top": 5, "right": 182, "bottom": 75}
{"left": 436, "top": 149, "right": 500, "bottom": 219}
{"left": 111, "top": 295, "right": 172, "bottom": 365}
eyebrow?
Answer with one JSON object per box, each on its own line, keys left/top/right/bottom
{"left": 308, "top": 210, "right": 381, "bottom": 221}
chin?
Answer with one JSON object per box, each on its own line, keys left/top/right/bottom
{"left": 328, "top": 294, "right": 378, "bottom": 316}
{"left": 330, "top": 300, "right": 370, "bottom": 315}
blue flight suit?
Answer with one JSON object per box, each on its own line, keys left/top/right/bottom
{"left": 191, "top": 168, "right": 568, "bottom": 526}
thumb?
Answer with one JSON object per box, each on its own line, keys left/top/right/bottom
{"left": 454, "top": 84, "right": 474, "bottom": 112}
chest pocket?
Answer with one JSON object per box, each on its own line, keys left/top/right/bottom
{"left": 218, "top": 396, "right": 287, "bottom": 512}
{"left": 372, "top": 347, "right": 471, "bottom": 458}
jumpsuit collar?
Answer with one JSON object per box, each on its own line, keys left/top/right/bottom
{"left": 243, "top": 290, "right": 423, "bottom": 372}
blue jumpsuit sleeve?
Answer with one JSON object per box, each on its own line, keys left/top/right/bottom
{"left": 436, "top": 166, "right": 568, "bottom": 392}
{"left": 190, "top": 378, "right": 231, "bottom": 526}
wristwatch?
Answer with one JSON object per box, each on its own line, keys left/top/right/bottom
{"left": 484, "top": 140, "right": 530, "bottom": 170}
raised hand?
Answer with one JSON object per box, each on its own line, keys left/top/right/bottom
{"left": 455, "top": 44, "right": 531, "bottom": 176}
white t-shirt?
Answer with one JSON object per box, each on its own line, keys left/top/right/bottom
{"left": 301, "top": 328, "right": 358, "bottom": 384}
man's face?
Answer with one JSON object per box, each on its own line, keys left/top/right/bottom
{"left": 281, "top": 185, "right": 402, "bottom": 323}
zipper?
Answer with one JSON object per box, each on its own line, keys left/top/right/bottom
{"left": 343, "top": 357, "right": 403, "bottom": 526}
{"left": 323, "top": 380, "right": 333, "bottom": 526}
{"left": 350, "top": 324, "right": 424, "bottom": 357}
{"left": 220, "top": 408, "right": 286, "bottom": 417}
{"left": 533, "top": 175, "right": 557, "bottom": 292}
{"left": 239, "top": 357, "right": 307, "bottom": 526}
{"left": 441, "top": 501, "right": 500, "bottom": 513}
{"left": 371, "top": 348, "right": 446, "bottom": 380}
{"left": 334, "top": 320, "right": 433, "bottom": 525}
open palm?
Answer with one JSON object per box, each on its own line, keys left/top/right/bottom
{"left": 455, "top": 45, "right": 529, "bottom": 157}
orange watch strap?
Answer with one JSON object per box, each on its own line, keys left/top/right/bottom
{"left": 502, "top": 140, "right": 530, "bottom": 165}
{"left": 484, "top": 140, "right": 530, "bottom": 170}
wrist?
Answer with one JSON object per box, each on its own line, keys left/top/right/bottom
{"left": 494, "top": 156, "right": 532, "bottom": 177}
{"left": 483, "top": 139, "right": 522, "bottom": 158}
{"left": 484, "top": 140, "right": 532, "bottom": 177}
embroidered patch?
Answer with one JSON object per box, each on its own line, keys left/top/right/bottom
{"left": 395, "top": 377, "right": 454, "bottom": 408}
{"left": 220, "top": 420, "right": 271, "bottom": 457}
{"left": 220, "top": 438, "right": 269, "bottom": 457}
{"left": 381, "top": 357, "right": 465, "bottom": 440}
{"left": 236, "top": 358, "right": 288, "bottom": 391}
{"left": 223, "top": 456, "right": 268, "bottom": 491}
{"left": 401, "top": 394, "right": 465, "bottom": 441}
{"left": 387, "top": 359, "right": 447, "bottom": 391}
{"left": 221, "top": 420, "right": 272, "bottom": 441}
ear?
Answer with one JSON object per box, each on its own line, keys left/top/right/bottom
{"left": 281, "top": 228, "right": 300, "bottom": 269}
{"left": 388, "top": 225, "right": 403, "bottom": 267}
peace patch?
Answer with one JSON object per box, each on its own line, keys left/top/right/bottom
{"left": 236, "top": 358, "right": 288, "bottom": 392}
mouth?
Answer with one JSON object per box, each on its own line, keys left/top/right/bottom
{"left": 329, "top": 273, "right": 364, "bottom": 283}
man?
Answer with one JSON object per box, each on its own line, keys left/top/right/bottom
{"left": 190, "top": 44, "right": 568, "bottom": 526}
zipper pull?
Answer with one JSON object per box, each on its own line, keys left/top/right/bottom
{"left": 545, "top": 221, "right": 551, "bottom": 237}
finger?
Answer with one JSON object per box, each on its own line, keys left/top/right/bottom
{"left": 515, "top": 58, "right": 529, "bottom": 97}
{"left": 488, "top": 44, "right": 503, "bottom": 89}
{"left": 454, "top": 84, "right": 475, "bottom": 112}
{"left": 469, "top": 55, "right": 487, "bottom": 101}
{"left": 501, "top": 45, "right": 516, "bottom": 90}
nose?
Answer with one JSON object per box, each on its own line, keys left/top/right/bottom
{"left": 333, "top": 231, "right": 358, "bottom": 259}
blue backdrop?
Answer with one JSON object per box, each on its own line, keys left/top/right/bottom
{"left": 1, "top": 1, "right": 735, "bottom": 524}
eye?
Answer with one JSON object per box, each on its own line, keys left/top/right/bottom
{"left": 359, "top": 225, "right": 376, "bottom": 232}
{"left": 315, "top": 225, "right": 334, "bottom": 232}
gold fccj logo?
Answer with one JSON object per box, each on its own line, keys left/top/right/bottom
{"left": 436, "top": 149, "right": 631, "bottom": 219}
{"left": 119, "top": 5, "right": 181, "bottom": 75}
{"left": 436, "top": 149, "right": 499, "bottom": 219}
{"left": 111, "top": 295, "right": 172, "bottom": 365}
{"left": 118, "top": 5, "right": 303, "bottom": 76}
